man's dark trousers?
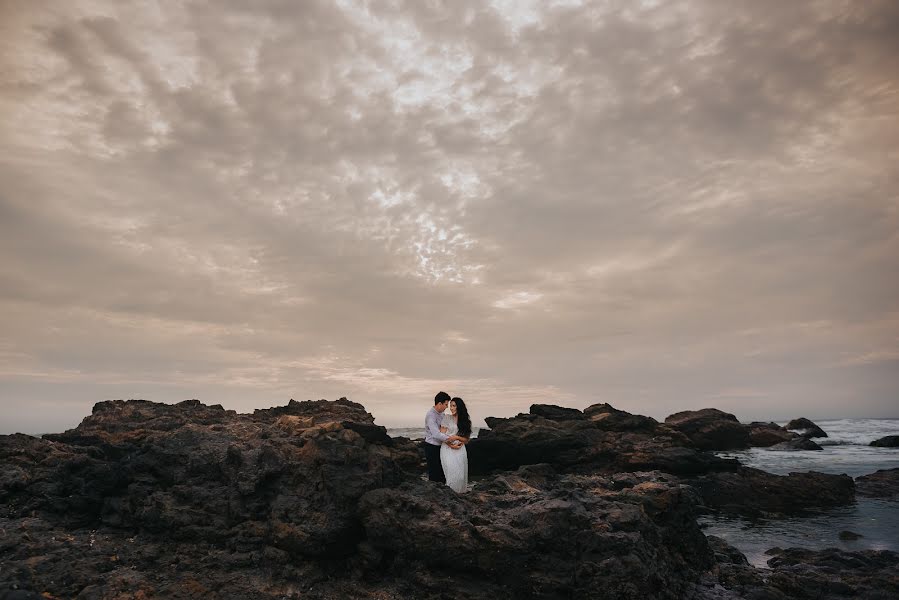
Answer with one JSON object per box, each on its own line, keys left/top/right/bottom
{"left": 424, "top": 442, "right": 445, "bottom": 483}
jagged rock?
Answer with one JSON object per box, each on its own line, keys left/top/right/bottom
{"left": 784, "top": 418, "right": 827, "bottom": 438}
{"left": 704, "top": 536, "right": 769, "bottom": 592}
{"left": 469, "top": 405, "right": 737, "bottom": 477}
{"left": 5, "top": 398, "right": 887, "bottom": 599}
{"left": 687, "top": 467, "right": 855, "bottom": 517}
{"left": 700, "top": 544, "right": 899, "bottom": 600}
{"left": 664, "top": 409, "right": 751, "bottom": 451}
{"left": 768, "top": 437, "right": 823, "bottom": 451}
{"left": 870, "top": 435, "right": 899, "bottom": 447}
{"left": 252, "top": 397, "right": 376, "bottom": 425}
{"left": 357, "top": 468, "right": 715, "bottom": 599}
{"left": 584, "top": 403, "right": 659, "bottom": 432}
{"left": 529, "top": 404, "right": 586, "bottom": 421}
{"left": 855, "top": 468, "right": 899, "bottom": 500}
{"left": 763, "top": 548, "right": 899, "bottom": 599}
{"left": 3, "top": 398, "right": 405, "bottom": 556}
{"left": 747, "top": 422, "right": 796, "bottom": 447}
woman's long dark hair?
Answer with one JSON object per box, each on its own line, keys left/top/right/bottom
{"left": 452, "top": 397, "right": 472, "bottom": 438}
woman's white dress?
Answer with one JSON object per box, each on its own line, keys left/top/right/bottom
{"left": 440, "top": 414, "right": 469, "bottom": 493}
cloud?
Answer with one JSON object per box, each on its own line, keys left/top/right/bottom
{"left": 1, "top": 0, "right": 898, "bottom": 433}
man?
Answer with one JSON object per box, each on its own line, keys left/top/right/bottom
{"left": 424, "top": 391, "right": 451, "bottom": 482}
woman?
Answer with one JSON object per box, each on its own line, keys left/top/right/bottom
{"left": 439, "top": 397, "right": 471, "bottom": 493}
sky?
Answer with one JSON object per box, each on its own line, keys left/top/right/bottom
{"left": 1, "top": 0, "right": 898, "bottom": 434}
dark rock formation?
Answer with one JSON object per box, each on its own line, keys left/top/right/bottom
{"left": 747, "top": 421, "right": 796, "bottom": 447}
{"left": 529, "top": 403, "right": 586, "bottom": 421}
{"left": 0, "top": 398, "right": 731, "bottom": 599}
{"left": 702, "top": 535, "right": 769, "bottom": 593}
{"left": 839, "top": 530, "right": 863, "bottom": 540}
{"left": 8, "top": 398, "right": 406, "bottom": 558}
{"left": 687, "top": 467, "right": 855, "bottom": 517}
{"left": 784, "top": 418, "right": 828, "bottom": 438}
{"left": 584, "top": 403, "right": 660, "bottom": 433}
{"left": 2, "top": 398, "right": 886, "bottom": 599}
{"left": 768, "top": 437, "right": 823, "bottom": 451}
{"left": 763, "top": 547, "right": 899, "bottom": 599}
{"left": 855, "top": 468, "right": 899, "bottom": 500}
{"left": 469, "top": 404, "right": 738, "bottom": 477}
{"left": 358, "top": 467, "right": 715, "bottom": 599}
{"left": 664, "top": 408, "right": 751, "bottom": 451}
{"left": 870, "top": 435, "right": 899, "bottom": 447}
{"left": 700, "top": 543, "right": 899, "bottom": 600}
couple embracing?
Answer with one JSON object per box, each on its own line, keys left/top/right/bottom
{"left": 423, "top": 391, "right": 471, "bottom": 493}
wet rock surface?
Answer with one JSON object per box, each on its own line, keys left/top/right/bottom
{"left": 762, "top": 547, "right": 899, "bottom": 600}
{"left": 700, "top": 542, "right": 899, "bottom": 600}
{"left": 663, "top": 409, "right": 751, "bottom": 451}
{"left": 855, "top": 468, "right": 899, "bottom": 500}
{"left": 768, "top": 437, "right": 823, "bottom": 451}
{"left": 870, "top": 435, "right": 899, "bottom": 447}
{"left": 687, "top": 467, "right": 855, "bottom": 517}
{"left": 784, "top": 418, "right": 828, "bottom": 439}
{"left": 747, "top": 422, "right": 797, "bottom": 447}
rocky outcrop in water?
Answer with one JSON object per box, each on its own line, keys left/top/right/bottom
{"left": 687, "top": 467, "right": 854, "bottom": 517}
{"left": 700, "top": 539, "right": 899, "bottom": 600}
{"left": 768, "top": 437, "right": 823, "bottom": 451}
{"left": 763, "top": 547, "right": 899, "bottom": 599}
{"left": 469, "top": 404, "right": 738, "bottom": 476}
{"left": 663, "top": 408, "right": 751, "bottom": 451}
{"left": 870, "top": 435, "right": 899, "bottom": 447}
{"left": 784, "top": 417, "right": 828, "bottom": 438}
{"left": 855, "top": 468, "right": 899, "bottom": 500}
{"left": 747, "top": 421, "right": 797, "bottom": 447}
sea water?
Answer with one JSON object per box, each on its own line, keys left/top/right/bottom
{"left": 703, "top": 419, "right": 899, "bottom": 567}
{"left": 388, "top": 419, "right": 899, "bottom": 568}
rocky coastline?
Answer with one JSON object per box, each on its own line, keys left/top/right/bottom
{"left": 1, "top": 399, "right": 896, "bottom": 599}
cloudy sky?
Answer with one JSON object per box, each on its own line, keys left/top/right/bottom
{"left": 1, "top": 0, "right": 897, "bottom": 433}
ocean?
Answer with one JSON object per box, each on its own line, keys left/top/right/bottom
{"left": 701, "top": 418, "right": 899, "bottom": 567}
{"left": 389, "top": 419, "right": 899, "bottom": 568}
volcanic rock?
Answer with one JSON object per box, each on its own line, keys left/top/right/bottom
{"left": 703, "top": 535, "right": 769, "bottom": 592}
{"left": 768, "top": 437, "right": 823, "bottom": 451}
{"left": 870, "top": 435, "right": 899, "bottom": 447}
{"left": 687, "top": 467, "right": 855, "bottom": 517}
{"left": 855, "top": 468, "right": 899, "bottom": 500}
{"left": 700, "top": 544, "right": 899, "bottom": 600}
{"left": 664, "top": 408, "right": 751, "bottom": 451}
{"left": 747, "top": 422, "right": 796, "bottom": 447}
{"left": 763, "top": 547, "right": 899, "bottom": 599}
{"left": 469, "top": 405, "right": 738, "bottom": 477}
{"left": 5, "top": 398, "right": 406, "bottom": 557}
{"left": 357, "top": 467, "right": 715, "bottom": 599}
{"left": 784, "top": 418, "right": 828, "bottom": 438}
{"left": 529, "top": 403, "right": 586, "bottom": 421}
{"left": 584, "top": 403, "right": 660, "bottom": 433}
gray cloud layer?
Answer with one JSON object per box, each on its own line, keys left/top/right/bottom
{"left": 1, "top": 0, "right": 898, "bottom": 433}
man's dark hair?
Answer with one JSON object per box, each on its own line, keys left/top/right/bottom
{"left": 434, "top": 391, "right": 451, "bottom": 405}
